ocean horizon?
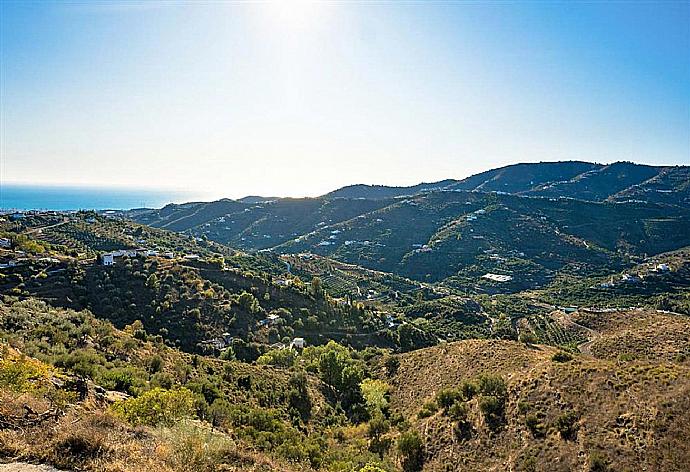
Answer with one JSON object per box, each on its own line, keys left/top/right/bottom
{"left": 0, "top": 184, "right": 202, "bottom": 211}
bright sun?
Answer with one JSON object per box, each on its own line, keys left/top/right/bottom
{"left": 260, "top": 0, "right": 329, "bottom": 32}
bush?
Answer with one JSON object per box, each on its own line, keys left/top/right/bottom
{"left": 208, "top": 398, "right": 233, "bottom": 428}
{"left": 435, "top": 388, "right": 461, "bottom": 410}
{"left": 525, "top": 414, "right": 544, "bottom": 437}
{"left": 384, "top": 356, "right": 400, "bottom": 375}
{"left": 361, "top": 378, "right": 390, "bottom": 416}
{"left": 448, "top": 402, "right": 469, "bottom": 422}
{"left": 519, "top": 331, "right": 539, "bottom": 344}
{"left": 589, "top": 451, "right": 608, "bottom": 471}
{"left": 552, "top": 351, "right": 573, "bottom": 363}
{"left": 555, "top": 410, "right": 579, "bottom": 440}
{"left": 149, "top": 355, "right": 164, "bottom": 373}
{"left": 417, "top": 401, "right": 438, "bottom": 419}
{"left": 256, "top": 348, "right": 297, "bottom": 368}
{"left": 159, "top": 421, "right": 237, "bottom": 472}
{"left": 477, "top": 374, "right": 507, "bottom": 398}
{"left": 460, "top": 380, "right": 478, "bottom": 401}
{"left": 112, "top": 387, "right": 196, "bottom": 426}
{"left": 397, "top": 430, "right": 424, "bottom": 471}
{"left": 479, "top": 395, "right": 505, "bottom": 430}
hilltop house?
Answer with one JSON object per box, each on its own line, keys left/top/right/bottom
{"left": 259, "top": 313, "right": 281, "bottom": 327}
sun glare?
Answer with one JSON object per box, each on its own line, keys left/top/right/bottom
{"left": 259, "top": 0, "right": 329, "bottom": 33}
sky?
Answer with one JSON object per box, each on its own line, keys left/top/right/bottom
{"left": 1, "top": 1, "right": 689, "bottom": 200}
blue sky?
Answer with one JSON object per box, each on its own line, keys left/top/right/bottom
{"left": 1, "top": 1, "right": 688, "bottom": 198}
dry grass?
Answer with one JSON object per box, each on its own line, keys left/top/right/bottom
{"left": 387, "top": 337, "right": 690, "bottom": 472}
{"left": 574, "top": 309, "right": 690, "bottom": 363}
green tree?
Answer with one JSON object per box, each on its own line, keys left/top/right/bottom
{"left": 112, "top": 387, "right": 196, "bottom": 426}
{"left": 361, "top": 378, "right": 390, "bottom": 416}
{"left": 397, "top": 430, "right": 424, "bottom": 471}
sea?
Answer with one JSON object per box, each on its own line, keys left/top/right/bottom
{"left": 0, "top": 184, "right": 201, "bottom": 211}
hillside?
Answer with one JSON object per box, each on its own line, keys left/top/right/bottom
{"left": 124, "top": 161, "right": 690, "bottom": 296}
{"left": 275, "top": 191, "right": 690, "bottom": 288}
{"left": 2, "top": 211, "right": 690, "bottom": 471}
{"left": 385, "top": 317, "right": 690, "bottom": 471}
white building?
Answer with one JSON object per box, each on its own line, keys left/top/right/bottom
{"left": 290, "top": 337, "right": 305, "bottom": 349}
{"left": 101, "top": 254, "right": 114, "bottom": 266}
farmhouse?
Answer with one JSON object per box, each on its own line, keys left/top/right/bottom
{"left": 481, "top": 273, "right": 513, "bottom": 283}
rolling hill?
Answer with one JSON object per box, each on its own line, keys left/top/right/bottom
{"left": 126, "top": 161, "right": 690, "bottom": 294}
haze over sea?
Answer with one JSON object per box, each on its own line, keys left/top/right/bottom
{"left": 0, "top": 184, "right": 200, "bottom": 211}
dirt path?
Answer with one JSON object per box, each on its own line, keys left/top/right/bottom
{"left": 24, "top": 219, "right": 69, "bottom": 235}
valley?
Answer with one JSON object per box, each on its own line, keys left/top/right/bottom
{"left": 1, "top": 161, "right": 689, "bottom": 471}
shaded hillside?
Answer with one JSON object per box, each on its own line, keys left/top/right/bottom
{"left": 135, "top": 197, "right": 393, "bottom": 250}
{"left": 528, "top": 161, "right": 662, "bottom": 201}
{"left": 275, "top": 191, "right": 690, "bottom": 288}
{"left": 448, "top": 160, "right": 600, "bottom": 194}
{"left": 609, "top": 165, "right": 690, "bottom": 206}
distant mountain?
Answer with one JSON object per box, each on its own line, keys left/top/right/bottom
{"left": 323, "top": 179, "right": 459, "bottom": 199}
{"left": 321, "top": 161, "right": 689, "bottom": 205}
{"left": 237, "top": 195, "right": 279, "bottom": 204}
{"left": 129, "top": 160, "right": 690, "bottom": 291}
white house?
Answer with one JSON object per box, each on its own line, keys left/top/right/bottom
{"left": 290, "top": 337, "right": 305, "bottom": 349}
{"left": 101, "top": 254, "right": 114, "bottom": 266}
{"left": 656, "top": 263, "right": 670, "bottom": 272}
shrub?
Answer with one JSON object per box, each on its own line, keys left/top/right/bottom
{"left": 53, "top": 429, "right": 109, "bottom": 465}
{"left": 112, "top": 387, "right": 196, "bottom": 426}
{"left": 256, "top": 348, "right": 297, "bottom": 368}
{"left": 149, "top": 355, "right": 164, "bottom": 373}
{"left": 519, "top": 332, "right": 539, "bottom": 344}
{"left": 158, "top": 421, "right": 237, "bottom": 472}
{"left": 589, "top": 451, "right": 608, "bottom": 471}
{"left": 367, "top": 414, "right": 391, "bottom": 457}
{"left": 0, "top": 357, "right": 51, "bottom": 393}
{"left": 555, "top": 410, "right": 579, "bottom": 440}
{"left": 384, "top": 356, "right": 400, "bottom": 375}
{"left": 479, "top": 395, "right": 505, "bottom": 430}
{"left": 397, "top": 430, "right": 424, "bottom": 471}
{"left": 477, "top": 375, "right": 507, "bottom": 398}
{"left": 219, "top": 346, "right": 235, "bottom": 361}
{"left": 417, "top": 401, "right": 438, "bottom": 419}
{"left": 359, "top": 466, "right": 387, "bottom": 472}
{"left": 525, "top": 414, "right": 544, "bottom": 437}
{"left": 208, "top": 398, "right": 233, "bottom": 428}
{"left": 435, "top": 388, "right": 462, "bottom": 410}
{"left": 552, "top": 351, "right": 573, "bottom": 363}
{"left": 460, "top": 380, "right": 478, "bottom": 401}
{"left": 448, "top": 402, "right": 469, "bottom": 422}
{"left": 361, "top": 378, "right": 390, "bottom": 416}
